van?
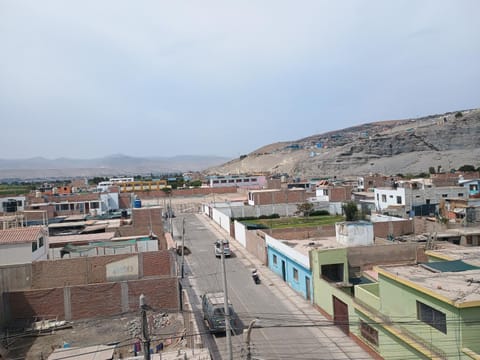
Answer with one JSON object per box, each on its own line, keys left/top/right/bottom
{"left": 214, "top": 239, "right": 231, "bottom": 257}
{"left": 201, "top": 292, "right": 237, "bottom": 333}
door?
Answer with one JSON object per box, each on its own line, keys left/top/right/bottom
{"left": 305, "top": 277, "right": 311, "bottom": 301}
{"left": 333, "top": 296, "right": 349, "bottom": 334}
{"left": 281, "top": 260, "right": 286, "bottom": 281}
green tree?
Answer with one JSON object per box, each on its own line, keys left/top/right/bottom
{"left": 295, "top": 202, "right": 314, "bottom": 217}
{"left": 455, "top": 111, "right": 463, "bottom": 118}
{"left": 428, "top": 166, "right": 436, "bottom": 174}
{"left": 342, "top": 201, "right": 358, "bottom": 221}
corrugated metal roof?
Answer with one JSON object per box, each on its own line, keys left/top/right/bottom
{"left": 0, "top": 226, "right": 45, "bottom": 245}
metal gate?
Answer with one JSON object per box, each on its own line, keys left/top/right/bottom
{"left": 333, "top": 296, "right": 349, "bottom": 334}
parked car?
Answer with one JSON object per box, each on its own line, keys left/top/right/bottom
{"left": 201, "top": 292, "right": 237, "bottom": 333}
{"left": 214, "top": 239, "right": 231, "bottom": 257}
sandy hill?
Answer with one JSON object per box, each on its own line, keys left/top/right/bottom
{"left": 207, "top": 108, "right": 480, "bottom": 178}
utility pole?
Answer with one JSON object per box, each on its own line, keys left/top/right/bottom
{"left": 221, "top": 241, "right": 233, "bottom": 360}
{"left": 181, "top": 217, "right": 185, "bottom": 278}
{"left": 244, "top": 319, "right": 257, "bottom": 360}
{"left": 169, "top": 194, "right": 173, "bottom": 237}
{"left": 139, "top": 294, "right": 151, "bottom": 360}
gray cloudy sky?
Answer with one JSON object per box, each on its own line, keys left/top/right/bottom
{"left": 1, "top": 1, "right": 479, "bottom": 160}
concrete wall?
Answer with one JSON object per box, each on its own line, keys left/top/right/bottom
{"left": 245, "top": 230, "right": 267, "bottom": 265}
{"left": 6, "top": 277, "right": 179, "bottom": 324}
{"left": 346, "top": 243, "right": 418, "bottom": 270}
{"left": 233, "top": 221, "right": 247, "bottom": 247}
{"left": 212, "top": 207, "right": 231, "bottom": 235}
{"left": 0, "top": 264, "right": 33, "bottom": 326}
{"left": 0, "top": 243, "right": 32, "bottom": 266}
{"left": 336, "top": 222, "right": 374, "bottom": 246}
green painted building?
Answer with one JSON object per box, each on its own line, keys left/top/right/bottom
{"left": 311, "top": 243, "right": 480, "bottom": 359}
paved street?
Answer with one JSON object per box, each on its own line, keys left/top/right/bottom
{"left": 173, "top": 213, "right": 373, "bottom": 360}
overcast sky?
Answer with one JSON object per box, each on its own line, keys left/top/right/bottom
{"left": 1, "top": 1, "right": 479, "bottom": 160}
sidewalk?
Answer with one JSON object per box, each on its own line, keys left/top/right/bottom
{"left": 198, "top": 214, "right": 374, "bottom": 360}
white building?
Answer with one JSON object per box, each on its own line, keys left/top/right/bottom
{"left": 374, "top": 179, "right": 467, "bottom": 217}
{"left": 335, "top": 221, "right": 374, "bottom": 246}
{"left": 0, "top": 226, "right": 48, "bottom": 266}
{"left": 0, "top": 196, "right": 26, "bottom": 213}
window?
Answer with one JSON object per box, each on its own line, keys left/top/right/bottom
{"left": 251, "top": 178, "right": 257, "bottom": 182}
{"left": 39, "top": 237, "right": 44, "bottom": 248}
{"left": 90, "top": 202, "right": 99, "bottom": 209}
{"left": 16, "top": 200, "right": 23, "bottom": 207}
{"left": 321, "top": 263, "right": 343, "bottom": 282}
{"left": 417, "top": 301, "right": 447, "bottom": 334}
{"left": 376, "top": 194, "right": 379, "bottom": 200}
{"left": 396, "top": 196, "right": 402, "bottom": 204}
{"left": 389, "top": 195, "right": 393, "bottom": 198}
{"left": 360, "top": 320, "right": 378, "bottom": 346}
{"left": 426, "top": 199, "right": 430, "bottom": 204}
{"left": 221, "top": 180, "right": 227, "bottom": 183}
{"left": 458, "top": 193, "right": 464, "bottom": 197}
{"left": 273, "top": 254, "right": 277, "bottom": 265}
{"left": 32, "top": 242, "right": 38, "bottom": 252}
{"left": 381, "top": 194, "right": 387, "bottom": 202}
{"left": 442, "top": 194, "right": 448, "bottom": 198}
{"left": 60, "top": 204, "right": 69, "bottom": 211}
{"left": 293, "top": 268, "right": 299, "bottom": 281}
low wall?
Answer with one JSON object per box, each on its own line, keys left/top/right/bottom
{"left": 6, "top": 277, "right": 179, "bottom": 324}
{"left": 31, "top": 251, "right": 174, "bottom": 289}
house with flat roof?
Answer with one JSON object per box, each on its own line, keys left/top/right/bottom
{"left": 0, "top": 226, "right": 48, "bottom": 266}
{"left": 354, "top": 260, "right": 480, "bottom": 359}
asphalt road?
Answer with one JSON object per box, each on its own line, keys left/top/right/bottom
{"left": 173, "top": 213, "right": 370, "bottom": 360}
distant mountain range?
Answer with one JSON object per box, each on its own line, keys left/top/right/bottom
{"left": 0, "top": 154, "right": 231, "bottom": 181}
{"left": 206, "top": 108, "right": 480, "bottom": 179}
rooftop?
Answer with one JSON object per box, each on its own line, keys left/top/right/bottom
{"left": 378, "top": 264, "right": 480, "bottom": 305}
{"left": 48, "top": 232, "right": 115, "bottom": 245}
{"left": 282, "top": 236, "right": 341, "bottom": 256}
{"left": 0, "top": 226, "right": 46, "bottom": 245}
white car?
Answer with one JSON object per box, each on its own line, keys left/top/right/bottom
{"left": 214, "top": 240, "right": 231, "bottom": 257}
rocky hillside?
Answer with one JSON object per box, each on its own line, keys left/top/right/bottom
{"left": 207, "top": 109, "right": 480, "bottom": 178}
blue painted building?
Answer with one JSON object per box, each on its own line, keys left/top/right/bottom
{"left": 266, "top": 235, "right": 313, "bottom": 302}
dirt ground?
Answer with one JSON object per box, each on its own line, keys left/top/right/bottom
{"left": 4, "top": 311, "right": 186, "bottom": 360}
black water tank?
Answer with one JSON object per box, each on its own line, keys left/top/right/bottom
{"left": 3, "top": 199, "right": 18, "bottom": 212}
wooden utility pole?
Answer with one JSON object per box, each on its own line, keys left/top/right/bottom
{"left": 181, "top": 217, "right": 185, "bottom": 278}
{"left": 244, "top": 319, "right": 257, "bottom": 360}
{"left": 221, "top": 241, "right": 233, "bottom": 360}
{"left": 139, "top": 294, "right": 151, "bottom": 360}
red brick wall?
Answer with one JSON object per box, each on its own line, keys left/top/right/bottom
{"left": 269, "top": 225, "right": 336, "bottom": 240}
{"left": 7, "top": 277, "right": 179, "bottom": 323}
{"left": 329, "top": 186, "right": 353, "bottom": 202}
{"left": 127, "top": 278, "right": 179, "bottom": 312}
{"left": 142, "top": 251, "right": 173, "bottom": 277}
{"left": 373, "top": 220, "right": 413, "bottom": 238}
{"left": 137, "top": 187, "right": 238, "bottom": 199}
{"left": 32, "top": 251, "right": 173, "bottom": 288}
{"left": 70, "top": 283, "right": 122, "bottom": 319}
{"left": 8, "top": 288, "right": 65, "bottom": 321}
{"left": 252, "top": 189, "right": 307, "bottom": 205}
